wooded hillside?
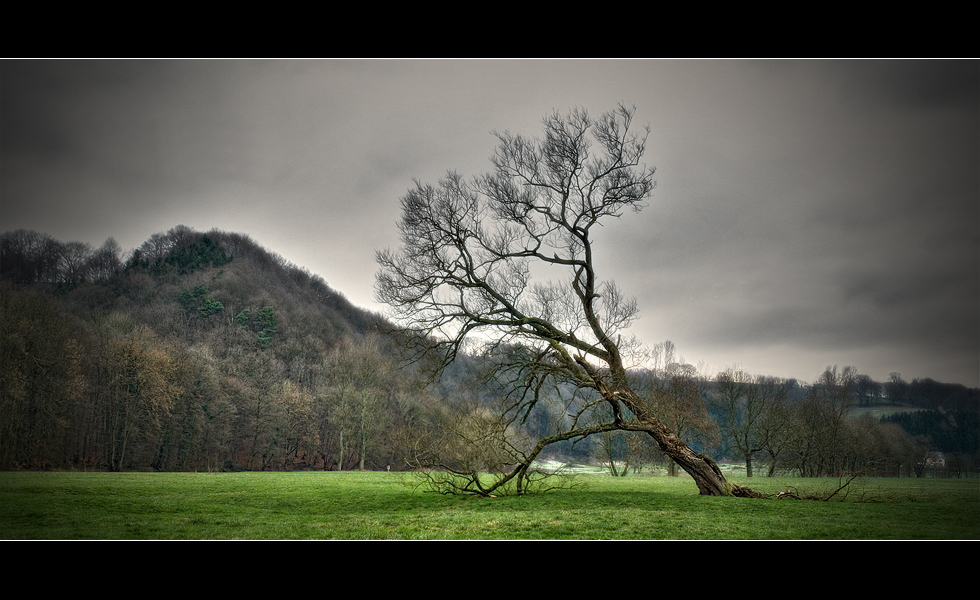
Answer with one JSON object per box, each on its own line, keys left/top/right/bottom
{"left": 1, "top": 225, "right": 464, "bottom": 471}
{"left": 2, "top": 226, "right": 977, "bottom": 476}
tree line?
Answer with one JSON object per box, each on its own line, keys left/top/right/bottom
{"left": 487, "top": 352, "right": 978, "bottom": 480}
{"left": 706, "top": 364, "right": 978, "bottom": 478}
{"left": 2, "top": 226, "right": 977, "bottom": 477}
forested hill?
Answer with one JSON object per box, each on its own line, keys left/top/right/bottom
{"left": 0, "top": 225, "right": 441, "bottom": 472}
{"left": 2, "top": 225, "right": 385, "bottom": 340}
{"left": 2, "top": 226, "right": 977, "bottom": 477}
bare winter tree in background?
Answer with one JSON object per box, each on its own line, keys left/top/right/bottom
{"left": 714, "top": 367, "right": 789, "bottom": 477}
{"left": 376, "top": 104, "right": 762, "bottom": 497}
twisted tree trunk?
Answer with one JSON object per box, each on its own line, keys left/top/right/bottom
{"left": 622, "top": 389, "right": 765, "bottom": 498}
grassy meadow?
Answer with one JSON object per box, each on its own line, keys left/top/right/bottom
{"left": 1, "top": 470, "right": 977, "bottom": 540}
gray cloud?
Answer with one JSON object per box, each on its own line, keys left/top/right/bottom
{"left": 2, "top": 59, "right": 976, "bottom": 387}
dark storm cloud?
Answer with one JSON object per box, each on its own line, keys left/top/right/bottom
{"left": 1, "top": 59, "right": 976, "bottom": 387}
{"left": 833, "top": 59, "right": 979, "bottom": 111}
{"left": 599, "top": 60, "right": 978, "bottom": 385}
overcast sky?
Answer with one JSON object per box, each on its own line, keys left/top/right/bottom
{"left": 2, "top": 59, "right": 977, "bottom": 387}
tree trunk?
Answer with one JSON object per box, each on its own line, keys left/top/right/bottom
{"left": 358, "top": 400, "right": 367, "bottom": 471}
{"left": 745, "top": 453, "right": 754, "bottom": 478}
{"left": 646, "top": 424, "right": 729, "bottom": 495}
{"left": 633, "top": 411, "right": 764, "bottom": 498}
{"left": 337, "top": 429, "right": 345, "bottom": 471}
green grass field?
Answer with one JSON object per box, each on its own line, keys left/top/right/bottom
{"left": 1, "top": 471, "right": 977, "bottom": 540}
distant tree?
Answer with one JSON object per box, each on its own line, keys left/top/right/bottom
{"left": 97, "top": 317, "right": 182, "bottom": 471}
{"left": 86, "top": 237, "right": 123, "bottom": 281}
{"left": 784, "top": 365, "right": 858, "bottom": 477}
{"left": 164, "top": 234, "right": 231, "bottom": 274}
{"left": 223, "top": 351, "right": 280, "bottom": 471}
{"left": 713, "top": 367, "right": 789, "bottom": 477}
{"left": 885, "top": 372, "right": 910, "bottom": 404}
{"left": 151, "top": 343, "right": 233, "bottom": 472}
{"left": 266, "top": 379, "right": 318, "bottom": 470}
{"left": 0, "top": 229, "right": 63, "bottom": 283}
{"left": 595, "top": 430, "right": 630, "bottom": 476}
{"left": 853, "top": 374, "right": 882, "bottom": 407}
{"left": 56, "top": 241, "right": 93, "bottom": 286}
{"left": 376, "top": 105, "right": 761, "bottom": 497}
{"left": 0, "top": 283, "right": 89, "bottom": 468}
{"left": 129, "top": 232, "right": 171, "bottom": 270}
{"left": 319, "top": 336, "right": 391, "bottom": 470}
{"left": 235, "top": 305, "right": 277, "bottom": 347}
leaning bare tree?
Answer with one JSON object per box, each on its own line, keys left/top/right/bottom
{"left": 376, "top": 104, "right": 762, "bottom": 498}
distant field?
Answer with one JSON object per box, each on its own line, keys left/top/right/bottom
{"left": 1, "top": 471, "right": 977, "bottom": 540}
{"left": 849, "top": 405, "right": 914, "bottom": 419}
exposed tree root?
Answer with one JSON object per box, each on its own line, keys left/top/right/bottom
{"left": 728, "top": 482, "right": 769, "bottom": 499}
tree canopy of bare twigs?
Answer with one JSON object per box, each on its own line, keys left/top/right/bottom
{"left": 376, "top": 105, "right": 762, "bottom": 497}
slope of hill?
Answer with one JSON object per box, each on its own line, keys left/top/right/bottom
{"left": 0, "top": 225, "right": 431, "bottom": 472}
